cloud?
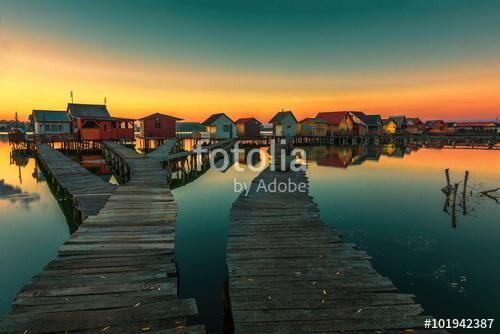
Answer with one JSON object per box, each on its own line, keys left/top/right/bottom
{"left": 0, "top": 179, "right": 40, "bottom": 208}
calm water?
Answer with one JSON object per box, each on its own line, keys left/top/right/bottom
{"left": 1, "top": 136, "right": 499, "bottom": 333}
{"left": 304, "top": 146, "right": 500, "bottom": 333}
{"left": 0, "top": 138, "right": 69, "bottom": 314}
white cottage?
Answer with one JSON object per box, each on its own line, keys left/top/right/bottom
{"left": 201, "top": 113, "right": 237, "bottom": 139}
{"left": 32, "top": 110, "right": 71, "bottom": 135}
{"left": 269, "top": 110, "right": 297, "bottom": 138}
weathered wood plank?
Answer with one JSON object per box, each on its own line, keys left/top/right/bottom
{"left": 227, "top": 166, "right": 444, "bottom": 333}
{"left": 0, "top": 142, "right": 204, "bottom": 334}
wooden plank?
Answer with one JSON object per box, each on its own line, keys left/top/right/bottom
{"left": 1, "top": 142, "right": 204, "bottom": 333}
{"left": 227, "top": 166, "right": 445, "bottom": 333}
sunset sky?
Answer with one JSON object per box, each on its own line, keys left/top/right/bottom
{"left": 1, "top": 0, "right": 499, "bottom": 122}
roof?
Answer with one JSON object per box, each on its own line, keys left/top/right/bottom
{"left": 299, "top": 118, "right": 327, "bottom": 124}
{"left": 388, "top": 116, "right": 407, "bottom": 128}
{"left": 425, "top": 120, "right": 447, "bottom": 128}
{"left": 316, "top": 111, "right": 350, "bottom": 125}
{"left": 201, "top": 113, "right": 234, "bottom": 125}
{"left": 67, "top": 103, "right": 110, "bottom": 119}
{"left": 138, "top": 113, "right": 183, "bottom": 121}
{"left": 32, "top": 110, "right": 69, "bottom": 122}
{"left": 350, "top": 112, "right": 381, "bottom": 126}
{"left": 407, "top": 117, "right": 424, "bottom": 126}
{"left": 235, "top": 117, "right": 262, "bottom": 125}
{"left": 382, "top": 118, "right": 397, "bottom": 126}
{"left": 455, "top": 121, "right": 497, "bottom": 127}
{"left": 269, "top": 111, "right": 297, "bottom": 123}
{"left": 176, "top": 122, "right": 203, "bottom": 132}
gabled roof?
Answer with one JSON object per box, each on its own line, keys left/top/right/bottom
{"left": 138, "top": 113, "right": 183, "bottom": 121}
{"left": 349, "top": 112, "right": 381, "bottom": 126}
{"left": 388, "top": 116, "right": 407, "bottom": 128}
{"left": 269, "top": 111, "right": 297, "bottom": 123}
{"left": 316, "top": 111, "right": 350, "bottom": 125}
{"left": 235, "top": 117, "right": 262, "bottom": 125}
{"left": 299, "top": 118, "right": 327, "bottom": 124}
{"left": 382, "top": 118, "right": 397, "bottom": 126}
{"left": 407, "top": 117, "right": 424, "bottom": 126}
{"left": 366, "top": 114, "right": 383, "bottom": 125}
{"left": 201, "top": 113, "right": 234, "bottom": 126}
{"left": 425, "top": 120, "right": 447, "bottom": 128}
{"left": 176, "top": 122, "right": 203, "bottom": 132}
{"left": 67, "top": 103, "right": 110, "bottom": 119}
{"left": 32, "top": 110, "right": 70, "bottom": 122}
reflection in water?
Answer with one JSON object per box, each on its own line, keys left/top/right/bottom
{"left": 1, "top": 134, "right": 499, "bottom": 330}
{"left": 0, "top": 179, "right": 40, "bottom": 207}
{"left": 441, "top": 169, "right": 500, "bottom": 228}
{"left": 66, "top": 151, "right": 117, "bottom": 184}
{"left": 306, "top": 146, "right": 500, "bottom": 327}
{"left": 301, "top": 144, "right": 421, "bottom": 168}
{"left": 79, "top": 155, "right": 113, "bottom": 176}
{"left": 0, "top": 136, "right": 69, "bottom": 315}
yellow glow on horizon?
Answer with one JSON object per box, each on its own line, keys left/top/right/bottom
{"left": 1, "top": 29, "right": 500, "bottom": 122}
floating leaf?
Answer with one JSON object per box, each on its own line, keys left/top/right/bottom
{"left": 356, "top": 308, "right": 362, "bottom": 314}
{"left": 101, "top": 326, "right": 110, "bottom": 332}
{"left": 267, "top": 296, "right": 272, "bottom": 300}
{"left": 322, "top": 289, "right": 327, "bottom": 295}
{"left": 248, "top": 278, "right": 254, "bottom": 282}
{"left": 321, "top": 299, "right": 325, "bottom": 304}
{"left": 100, "top": 275, "right": 106, "bottom": 279}
{"left": 335, "top": 271, "right": 341, "bottom": 276}
{"left": 141, "top": 327, "right": 151, "bottom": 332}
{"left": 133, "top": 302, "right": 141, "bottom": 307}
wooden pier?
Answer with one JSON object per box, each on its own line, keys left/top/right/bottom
{"left": 227, "top": 167, "right": 446, "bottom": 333}
{"left": 0, "top": 142, "right": 204, "bottom": 333}
{"left": 35, "top": 144, "right": 117, "bottom": 221}
{"left": 163, "top": 139, "right": 234, "bottom": 162}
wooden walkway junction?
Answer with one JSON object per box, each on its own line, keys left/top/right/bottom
{"left": 0, "top": 142, "right": 204, "bottom": 334}
{"left": 163, "top": 139, "right": 233, "bottom": 162}
{"left": 227, "top": 167, "right": 446, "bottom": 333}
{"left": 34, "top": 144, "right": 117, "bottom": 221}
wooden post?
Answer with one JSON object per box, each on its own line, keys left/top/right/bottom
{"left": 445, "top": 168, "right": 451, "bottom": 191}
{"left": 462, "top": 170, "right": 469, "bottom": 215}
{"left": 451, "top": 183, "right": 459, "bottom": 228}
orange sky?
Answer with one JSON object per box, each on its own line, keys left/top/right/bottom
{"left": 1, "top": 30, "right": 499, "bottom": 123}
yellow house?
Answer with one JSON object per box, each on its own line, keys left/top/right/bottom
{"left": 383, "top": 119, "right": 397, "bottom": 134}
{"left": 296, "top": 118, "right": 327, "bottom": 136}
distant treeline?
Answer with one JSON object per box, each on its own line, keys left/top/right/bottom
{"left": 0, "top": 120, "right": 32, "bottom": 131}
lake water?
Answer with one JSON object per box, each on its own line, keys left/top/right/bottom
{"left": 1, "top": 136, "right": 499, "bottom": 333}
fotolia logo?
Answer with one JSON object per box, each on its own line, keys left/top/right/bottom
{"left": 192, "top": 139, "right": 307, "bottom": 173}
{"left": 191, "top": 139, "right": 308, "bottom": 196}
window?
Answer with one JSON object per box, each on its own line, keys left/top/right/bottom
{"left": 287, "top": 125, "right": 291, "bottom": 129}
{"left": 52, "top": 124, "right": 57, "bottom": 131}
{"left": 223, "top": 125, "right": 229, "bottom": 132}
{"left": 58, "top": 124, "right": 62, "bottom": 132}
{"left": 155, "top": 122, "right": 161, "bottom": 129}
